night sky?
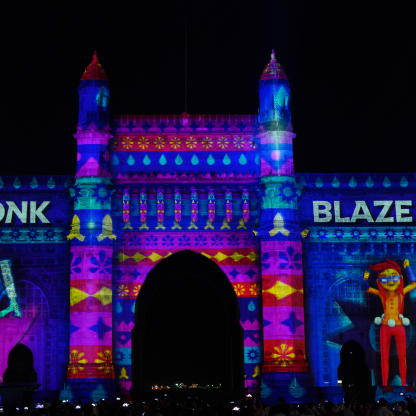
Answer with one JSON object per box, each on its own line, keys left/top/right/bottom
{"left": 1, "top": 1, "right": 413, "bottom": 175}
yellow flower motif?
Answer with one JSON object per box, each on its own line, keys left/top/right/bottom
{"left": 217, "top": 136, "right": 229, "bottom": 149}
{"left": 201, "top": 137, "right": 213, "bottom": 149}
{"left": 234, "top": 283, "right": 246, "bottom": 297}
{"left": 68, "top": 350, "right": 87, "bottom": 375}
{"left": 121, "top": 137, "right": 134, "bottom": 150}
{"left": 153, "top": 136, "right": 165, "bottom": 149}
{"left": 271, "top": 344, "right": 295, "bottom": 368}
{"left": 249, "top": 283, "right": 259, "bottom": 296}
{"left": 169, "top": 137, "right": 182, "bottom": 149}
{"left": 95, "top": 350, "right": 113, "bottom": 375}
{"left": 132, "top": 284, "right": 142, "bottom": 297}
{"left": 186, "top": 137, "right": 198, "bottom": 149}
{"left": 249, "top": 139, "right": 256, "bottom": 149}
{"left": 137, "top": 137, "right": 150, "bottom": 149}
{"left": 232, "top": 137, "right": 245, "bottom": 149}
{"left": 117, "top": 284, "right": 129, "bottom": 297}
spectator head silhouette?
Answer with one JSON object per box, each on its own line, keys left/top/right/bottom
{"left": 3, "top": 343, "right": 37, "bottom": 383}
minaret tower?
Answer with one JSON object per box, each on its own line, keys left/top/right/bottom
{"left": 66, "top": 51, "right": 115, "bottom": 401}
{"left": 257, "top": 51, "right": 309, "bottom": 401}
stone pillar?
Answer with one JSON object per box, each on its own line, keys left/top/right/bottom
{"left": 65, "top": 52, "right": 116, "bottom": 401}
{"left": 257, "top": 51, "right": 309, "bottom": 403}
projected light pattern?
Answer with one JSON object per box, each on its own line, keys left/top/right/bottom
{"left": 0, "top": 259, "right": 21, "bottom": 318}
{"left": 113, "top": 230, "right": 261, "bottom": 393}
{"left": 86, "top": 50, "right": 307, "bottom": 401}
{"left": 66, "top": 52, "right": 115, "bottom": 401}
{"left": 12, "top": 50, "right": 416, "bottom": 404}
{"left": 298, "top": 172, "right": 416, "bottom": 400}
{"left": 0, "top": 176, "right": 71, "bottom": 392}
{"left": 257, "top": 51, "right": 308, "bottom": 404}
{"left": 258, "top": 50, "right": 292, "bottom": 132}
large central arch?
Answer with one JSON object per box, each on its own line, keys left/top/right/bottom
{"left": 132, "top": 250, "right": 244, "bottom": 395}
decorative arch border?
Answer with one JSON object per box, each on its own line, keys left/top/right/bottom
{"left": 113, "top": 230, "right": 262, "bottom": 394}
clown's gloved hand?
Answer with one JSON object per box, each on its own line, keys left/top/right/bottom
{"left": 403, "top": 259, "right": 416, "bottom": 281}
{"left": 399, "top": 314, "right": 410, "bottom": 326}
{"left": 363, "top": 271, "right": 371, "bottom": 291}
{"left": 374, "top": 316, "right": 382, "bottom": 325}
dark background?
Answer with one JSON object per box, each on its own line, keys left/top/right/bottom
{"left": 1, "top": 1, "right": 414, "bottom": 175}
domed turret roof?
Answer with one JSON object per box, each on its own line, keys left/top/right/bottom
{"left": 260, "top": 49, "right": 288, "bottom": 81}
{"left": 81, "top": 51, "right": 108, "bottom": 81}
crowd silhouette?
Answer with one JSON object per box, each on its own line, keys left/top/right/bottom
{"left": 1, "top": 392, "right": 416, "bottom": 416}
{"left": 1, "top": 344, "right": 416, "bottom": 415}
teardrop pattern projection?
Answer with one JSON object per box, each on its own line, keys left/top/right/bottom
{"left": 127, "top": 155, "right": 135, "bottom": 166}
{"left": 366, "top": 176, "right": 374, "bottom": 188}
{"left": 175, "top": 154, "right": 183, "bottom": 165}
{"left": 159, "top": 154, "right": 167, "bottom": 165}
{"left": 222, "top": 154, "right": 231, "bottom": 165}
{"left": 191, "top": 154, "right": 199, "bottom": 165}
{"left": 207, "top": 154, "right": 215, "bottom": 165}
{"left": 142, "top": 155, "right": 151, "bottom": 165}
{"left": 315, "top": 177, "right": 323, "bottom": 188}
{"left": 348, "top": 176, "right": 357, "bottom": 188}
{"left": 13, "top": 177, "right": 21, "bottom": 189}
{"left": 331, "top": 177, "right": 340, "bottom": 188}
{"left": 48, "top": 177, "right": 56, "bottom": 189}
{"left": 112, "top": 152, "right": 258, "bottom": 170}
{"left": 238, "top": 154, "right": 247, "bottom": 165}
{"left": 30, "top": 177, "right": 39, "bottom": 189}
{"left": 400, "top": 176, "right": 408, "bottom": 187}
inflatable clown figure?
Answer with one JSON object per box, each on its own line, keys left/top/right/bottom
{"left": 364, "top": 259, "right": 416, "bottom": 386}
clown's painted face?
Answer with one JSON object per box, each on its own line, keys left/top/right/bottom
{"left": 378, "top": 268, "right": 401, "bottom": 291}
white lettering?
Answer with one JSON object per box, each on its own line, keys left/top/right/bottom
{"left": 0, "top": 201, "right": 51, "bottom": 224}
{"left": 374, "top": 201, "right": 394, "bottom": 223}
{"left": 5, "top": 201, "right": 28, "bottom": 224}
{"left": 334, "top": 201, "right": 351, "bottom": 223}
{"left": 30, "top": 201, "right": 50, "bottom": 224}
{"left": 395, "top": 200, "right": 413, "bottom": 222}
{"left": 351, "top": 201, "right": 374, "bottom": 223}
{"left": 313, "top": 201, "right": 332, "bottom": 222}
{"left": 313, "top": 200, "right": 416, "bottom": 224}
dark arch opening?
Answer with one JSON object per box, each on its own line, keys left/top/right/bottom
{"left": 132, "top": 250, "right": 244, "bottom": 396}
{"left": 338, "top": 340, "right": 373, "bottom": 404}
